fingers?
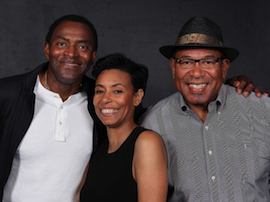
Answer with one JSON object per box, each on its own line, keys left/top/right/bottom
{"left": 253, "top": 87, "right": 262, "bottom": 98}
{"left": 232, "top": 81, "right": 240, "bottom": 87}
{"left": 227, "top": 75, "right": 268, "bottom": 98}
{"left": 236, "top": 80, "right": 246, "bottom": 94}
{"left": 238, "top": 83, "right": 268, "bottom": 98}
{"left": 231, "top": 75, "right": 253, "bottom": 97}
{"left": 241, "top": 83, "right": 255, "bottom": 97}
{"left": 253, "top": 87, "right": 268, "bottom": 98}
{"left": 226, "top": 77, "right": 239, "bottom": 87}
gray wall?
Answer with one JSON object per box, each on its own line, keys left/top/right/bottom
{"left": 0, "top": 0, "right": 269, "bottom": 107}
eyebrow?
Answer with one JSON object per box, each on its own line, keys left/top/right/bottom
{"left": 56, "top": 36, "right": 89, "bottom": 44}
{"left": 95, "top": 83, "right": 125, "bottom": 88}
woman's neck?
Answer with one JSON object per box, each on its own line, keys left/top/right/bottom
{"left": 106, "top": 122, "right": 137, "bottom": 153}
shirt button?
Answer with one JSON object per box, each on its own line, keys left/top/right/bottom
{"left": 205, "top": 126, "right": 209, "bottom": 131}
{"left": 218, "top": 111, "right": 221, "bottom": 115}
{"left": 211, "top": 176, "right": 215, "bottom": 181}
{"left": 209, "top": 150, "right": 213, "bottom": 156}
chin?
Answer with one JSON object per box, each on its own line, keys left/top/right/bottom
{"left": 186, "top": 98, "right": 210, "bottom": 106}
{"left": 101, "top": 120, "right": 117, "bottom": 127}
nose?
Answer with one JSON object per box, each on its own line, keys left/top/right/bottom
{"left": 102, "top": 91, "right": 112, "bottom": 104}
{"left": 64, "top": 45, "right": 78, "bottom": 58}
{"left": 189, "top": 62, "right": 205, "bottom": 78}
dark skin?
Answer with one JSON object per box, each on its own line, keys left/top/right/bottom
{"left": 39, "top": 22, "right": 265, "bottom": 100}
{"left": 40, "top": 20, "right": 96, "bottom": 101}
{"left": 226, "top": 75, "right": 268, "bottom": 98}
{"left": 170, "top": 48, "right": 268, "bottom": 122}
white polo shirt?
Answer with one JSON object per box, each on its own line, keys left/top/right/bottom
{"left": 3, "top": 76, "right": 93, "bottom": 202}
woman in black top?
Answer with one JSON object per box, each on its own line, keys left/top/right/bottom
{"left": 81, "top": 53, "right": 168, "bottom": 202}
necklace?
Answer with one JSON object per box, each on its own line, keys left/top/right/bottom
{"left": 44, "top": 70, "right": 50, "bottom": 91}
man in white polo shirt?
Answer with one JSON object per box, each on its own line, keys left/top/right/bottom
{"left": 0, "top": 15, "right": 105, "bottom": 202}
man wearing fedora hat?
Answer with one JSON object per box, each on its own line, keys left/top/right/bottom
{"left": 140, "top": 17, "right": 270, "bottom": 201}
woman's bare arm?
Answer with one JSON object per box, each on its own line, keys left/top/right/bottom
{"left": 133, "top": 130, "right": 168, "bottom": 202}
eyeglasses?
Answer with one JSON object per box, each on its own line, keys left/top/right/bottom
{"left": 174, "top": 57, "right": 223, "bottom": 69}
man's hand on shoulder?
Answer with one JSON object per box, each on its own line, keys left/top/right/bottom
{"left": 226, "top": 75, "right": 268, "bottom": 98}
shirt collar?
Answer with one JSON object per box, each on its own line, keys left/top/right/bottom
{"left": 34, "top": 76, "right": 87, "bottom": 107}
{"left": 178, "top": 84, "right": 227, "bottom": 112}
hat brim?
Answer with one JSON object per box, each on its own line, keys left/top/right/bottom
{"left": 159, "top": 44, "right": 239, "bottom": 62}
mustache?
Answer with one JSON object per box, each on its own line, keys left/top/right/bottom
{"left": 183, "top": 77, "right": 211, "bottom": 83}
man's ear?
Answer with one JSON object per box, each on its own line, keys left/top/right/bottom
{"left": 134, "top": 89, "right": 144, "bottom": 107}
{"left": 44, "top": 42, "right": 50, "bottom": 60}
{"left": 222, "top": 59, "right": 230, "bottom": 79}
{"left": 170, "top": 58, "right": 176, "bottom": 79}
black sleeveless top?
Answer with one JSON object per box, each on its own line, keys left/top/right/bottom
{"left": 81, "top": 127, "right": 147, "bottom": 202}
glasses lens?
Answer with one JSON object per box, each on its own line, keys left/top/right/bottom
{"left": 176, "top": 58, "right": 220, "bottom": 69}
{"left": 200, "top": 58, "right": 218, "bottom": 69}
{"left": 179, "top": 59, "right": 194, "bottom": 69}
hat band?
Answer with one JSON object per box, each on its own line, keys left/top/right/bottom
{"left": 175, "top": 33, "right": 223, "bottom": 47}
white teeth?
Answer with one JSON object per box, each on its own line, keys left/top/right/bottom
{"left": 101, "top": 109, "right": 118, "bottom": 114}
{"left": 67, "top": 63, "right": 79, "bottom": 66}
{"left": 189, "top": 84, "right": 207, "bottom": 89}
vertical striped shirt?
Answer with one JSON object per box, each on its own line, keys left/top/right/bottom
{"left": 140, "top": 84, "right": 270, "bottom": 202}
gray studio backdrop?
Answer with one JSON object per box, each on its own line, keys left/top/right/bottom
{"left": 0, "top": 0, "right": 269, "bottom": 107}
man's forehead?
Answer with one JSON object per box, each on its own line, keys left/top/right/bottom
{"left": 175, "top": 48, "right": 222, "bottom": 58}
{"left": 49, "top": 21, "right": 94, "bottom": 44}
{"left": 53, "top": 21, "right": 92, "bottom": 36}
{"left": 55, "top": 35, "right": 90, "bottom": 43}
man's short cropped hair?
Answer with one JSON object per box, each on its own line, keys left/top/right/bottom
{"left": 45, "top": 14, "right": 98, "bottom": 51}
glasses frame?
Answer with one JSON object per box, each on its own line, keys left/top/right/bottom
{"left": 174, "top": 57, "right": 224, "bottom": 69}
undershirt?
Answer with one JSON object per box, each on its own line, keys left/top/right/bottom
{"left": 3, "top": 76, "right": 93, "bottom": 202}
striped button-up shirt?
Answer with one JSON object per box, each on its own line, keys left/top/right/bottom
{"left": 140, "top": 84, "right": 270, "bottom": 202}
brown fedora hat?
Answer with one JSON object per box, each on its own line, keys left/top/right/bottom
{"left": 159, "top": 17, "right": 239, "bottom": 62}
